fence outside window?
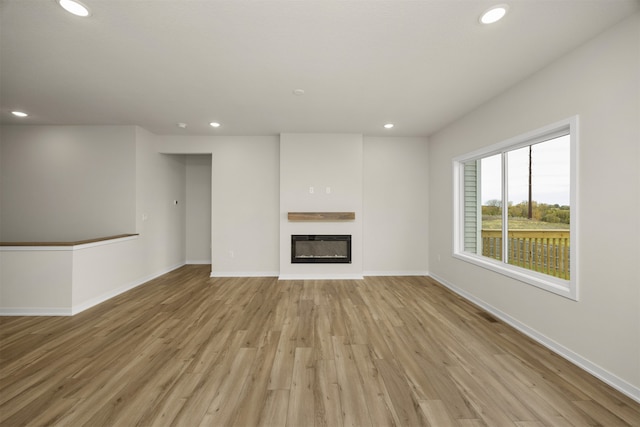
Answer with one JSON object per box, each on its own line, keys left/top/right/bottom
{"left": 481, "top": 229, "right": 570, "bottom": 279}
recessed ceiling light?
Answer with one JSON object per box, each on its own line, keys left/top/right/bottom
{"left": 480, "top": 5, "right": 508, "bottom": 25}
{"left": 11, "top": 111, "right": 28, "bottom": 117}
{"left": 209, "top": 122, "right": 221, "bottom": 128}
{"left": 58, "top": 0, "right": 90, "bottom": 17}
{"left": 384, "top": 123, "right": 394, "bottom": 129}
{"left": 293, "top": 89, "right": 305, "bottom": 96}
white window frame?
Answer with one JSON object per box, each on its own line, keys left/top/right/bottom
{"left": 452, "top": 116, "right": 579, "bottom": 300}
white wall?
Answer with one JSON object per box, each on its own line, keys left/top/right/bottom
{"left": 159, "top": 133, "right": 431, "bottom": 278}
{"left": 135, "top": 128, "right": 187, "bottom": 276}
{"left": 363, "top": 137, "right": 429, "bottom": 275}
{"left": 0, "top": 125, "right": 137, "bottom": 241}
{"left": 157, "top": 135, "right": 280, "bottom": 276}
{"left": 185, "top": 155, "right": 212, "bottom": 264}
{"left": 428, "top": 13, "right": 639, "bottom": 398}
{"left": 71, "top": 236, "right": 141, "bottom": 311}
{"left": 279, "top": 133, "right": 363, "bottom": 279}
{"left": 0, "top": 249, "right": 72, "bottom": 312}
{"left": 1, "top": 126, "right": 188, "bottom": 315}
{"left": 67, "top": 127, "right": 187, "bottom": 311}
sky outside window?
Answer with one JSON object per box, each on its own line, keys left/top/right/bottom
{"left": 481, "top": 135, "right": 570, "bottom": 206}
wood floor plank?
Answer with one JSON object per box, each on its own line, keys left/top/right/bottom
{"left": 573, "top": 399, "right": 632, "bottom": 426}
{"left": 457, "top": 419, "right": 488, "bottom": 427}
{"left": 374, "top": 357, "right": 427, "bottom": 426}
{"left": 296, "top": 299, "right": 316, "bottom": 348}
{"left": 491, "top": 354, "right": 572, "bottom": 425}
{"left": 358, "top": 277, "right": 405, "bottom": 327}
{"left": 268, "top": 319, "right": 298, "bottom": 391}
{"left": 313, "top": 304, "right": 335, "bottom": 361}
{"left": 383, "top": 324, "right": 444, "bottom": 401}
{"left": 332, "top": 337, "right": 373, "bottom": 427}
{"left": 513, "top": 421, "right": 547, "bottom": 427}
{"left": 447, "top": 365, "right": 518, "bottom": 426}
{"left": 314, "top": 358, "right": 343, "bottom": 427}
{"left": 230, "top": 330, "right": 281, "bottom": 427}
{"left": 350, "top": 344, "right": 398, "bottom": 426}
{"left": 168, "top": 330, "right": 249, "bottom": 426}
{"left": 1, "top": 265, "right": 638, "bottom": 426}
{"left": 418, "top": 399, "right": 458, "bottom": 427}
{"left": 201, "top": 346, "right": 258, "bottom": 426}
{"left": 495, "top": 353, "right": 600, "bottom": 425}
{"left": 287, "top": 347, "right": 315, "bottom": 427}
{"left": 258, "top": 389, "right": 289, "bottom": 427}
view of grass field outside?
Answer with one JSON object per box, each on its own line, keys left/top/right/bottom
{"left": 477, "top": 135, "right": 571, "bottom": 279}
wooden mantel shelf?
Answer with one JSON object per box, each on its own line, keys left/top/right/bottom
{"left": 288, "top": 212, "right": 355, "bottom": 221}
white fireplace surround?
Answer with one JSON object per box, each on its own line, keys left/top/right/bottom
{"left": 279, "top": 134, "right": 363, "bottom": 280}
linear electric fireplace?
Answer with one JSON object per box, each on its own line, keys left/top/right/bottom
{"left": 291, "top": 235, "right": 352, "bottom": 264}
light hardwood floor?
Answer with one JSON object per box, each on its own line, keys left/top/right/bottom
{"left": 1, "top": 265, "right": 639, "bottom": 426}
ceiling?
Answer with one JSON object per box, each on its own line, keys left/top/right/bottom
{"left": 1, "top": 0, "right": 638, "bottom": 137}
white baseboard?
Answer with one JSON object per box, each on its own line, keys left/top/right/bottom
{"left": 211, "top": 271, "right": 279, "bottom": 278}
{"left": 363, "top": 270, "right": 428, "bottom": 277}
{"left": 0, "top": 307, "right": 73, "bottom": 316}
{"left": 186, "top": 259, "right": 212, "bottom": 265}
{"left": 212, "top": 272, "right": 426, "bottom": 280}
{"left": 278, "top": 274, "right": 364, "bottom": 281}
{"left": 429, "top": 272, "right": 640, "bottom": 404}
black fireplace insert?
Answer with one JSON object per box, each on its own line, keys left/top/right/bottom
{"left": 291, "top": 235, "right": 352, "bottom": 264}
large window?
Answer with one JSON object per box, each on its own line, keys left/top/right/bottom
{"left": 453, "top": 117, "right": 578, "bottom": 300}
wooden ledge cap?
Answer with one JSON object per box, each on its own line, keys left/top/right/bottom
{"left": 0, "top": 233, "right": 139, "bottom": 247}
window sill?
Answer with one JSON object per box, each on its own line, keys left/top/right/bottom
{"left": 453, "top": 251, "right": 578, "bottom": 301}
